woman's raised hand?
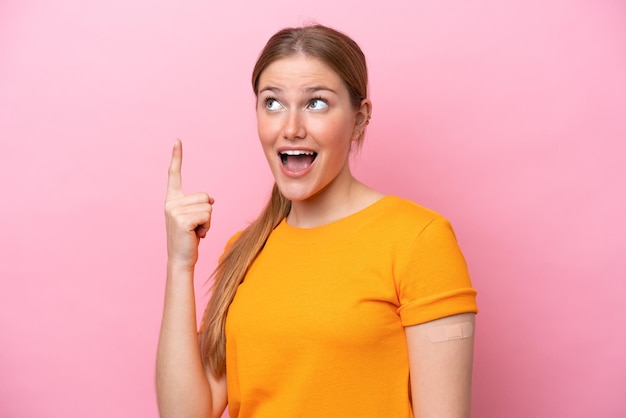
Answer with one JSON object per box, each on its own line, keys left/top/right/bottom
{"left": 164, "top": 139, "right": 214, "bottom": 271}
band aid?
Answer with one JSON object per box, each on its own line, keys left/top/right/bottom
{"left": 427, "top": 322, "right": 474, "bottom": 343}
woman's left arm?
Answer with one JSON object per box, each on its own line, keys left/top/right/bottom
{"left": 405, "top": 312, "right": 476, "bottom": 418}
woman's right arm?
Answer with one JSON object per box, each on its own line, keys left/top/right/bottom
{"left": 156, "top": 139, "right": 228, "bottom": 418}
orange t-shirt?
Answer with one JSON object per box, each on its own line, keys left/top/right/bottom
{"left": 224, "top": 196, "right": 477, "bottom": 417}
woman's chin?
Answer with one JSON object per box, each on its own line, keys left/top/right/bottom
{"left": 273, "top": 179, "right": 318, "bottom": 202}
{"left": 276, "top": 188, "right": 314, "bottom": 203}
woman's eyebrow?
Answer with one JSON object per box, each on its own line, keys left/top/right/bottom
{"left": 258, "top": 86, "right": 338, "bottom": 95}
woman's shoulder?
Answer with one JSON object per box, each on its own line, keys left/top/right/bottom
{"left": 370, "top": 196, "right": 462, "bottom": 252}
{"left": 364, "top": 195, "right": 458, "bottom": 243}
{"left": 378, "top": 195, "right": 447, "bottom": 225}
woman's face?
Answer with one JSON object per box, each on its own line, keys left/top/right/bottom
{"left": 256, "top": 54, "right": 366, "bottom": 204}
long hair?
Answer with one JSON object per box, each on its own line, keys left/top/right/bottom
{"left": 199, "top": 24, "right": 369, "bottom": 378}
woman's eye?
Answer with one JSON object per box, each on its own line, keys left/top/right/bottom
{"left": 265, "top": 98, "right": 283, "bottom": 111}
{"left": 308, "top": 98, "right": 328, "bottom": 110}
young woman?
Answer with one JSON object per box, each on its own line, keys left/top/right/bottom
{"left": 157, "top": 24, "right": 478, "bottom": 418}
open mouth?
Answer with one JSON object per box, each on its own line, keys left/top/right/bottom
{"left": 279, "top": 150, "right": 318, "bottom": 171}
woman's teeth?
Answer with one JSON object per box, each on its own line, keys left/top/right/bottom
{"left": 279, "top": 150, "right": 318, "bottom": 168}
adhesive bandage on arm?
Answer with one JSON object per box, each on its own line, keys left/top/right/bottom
{"left": 427, "top": 322, "right": 474, "bottom": 343}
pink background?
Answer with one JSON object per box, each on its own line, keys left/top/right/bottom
{"left": 1, "top": 0, "right": 625, "bottom": 417}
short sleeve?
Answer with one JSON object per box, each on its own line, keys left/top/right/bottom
{"left": 396, "top": 217, "right": 478, "bottom": 326}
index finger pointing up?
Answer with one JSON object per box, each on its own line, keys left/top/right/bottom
{"left": 167, "top": 138, "right": 184, "bottom": 199}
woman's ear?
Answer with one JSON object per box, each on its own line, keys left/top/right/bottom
{"left": 353, "top": 99, "right": 373, "bottom": 142}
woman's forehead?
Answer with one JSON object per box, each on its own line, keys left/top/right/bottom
{"left": 257, "top": 55, "right": 343, "bottom": 91}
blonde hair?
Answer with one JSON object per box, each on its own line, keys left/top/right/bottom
{"left": 199, "top": 24, "right": 369, "bottom": 377}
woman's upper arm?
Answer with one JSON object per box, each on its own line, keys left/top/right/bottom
{"left": 206, "top": 370, "right": 228, "bottom": 418}
{"left": 405, "top": 312, "right": 476, "bottom": 418}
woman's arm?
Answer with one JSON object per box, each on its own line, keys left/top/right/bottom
{"left": 156, "top": 139, "right": 228, "bottom": 418}
{"left": 156, "top": 264, "right": 227, "bottom": 418}
{"left": 405, "top": 312, "right": 476, "bottom": 418}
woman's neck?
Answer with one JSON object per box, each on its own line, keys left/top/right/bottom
{"left": 286, "top": 178, "right": 384, "bottom": 229}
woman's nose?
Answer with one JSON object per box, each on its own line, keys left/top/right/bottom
{"left": 282, "top": 110, "right": 306, "bottom": 140}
